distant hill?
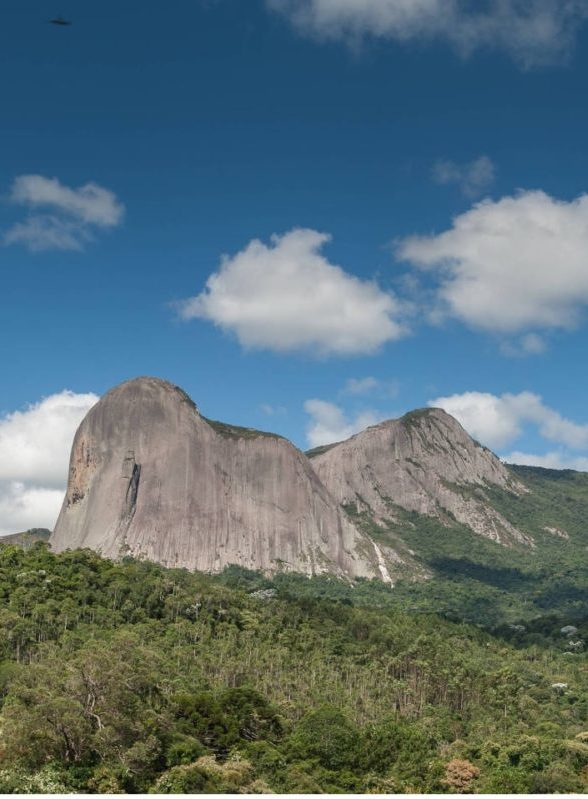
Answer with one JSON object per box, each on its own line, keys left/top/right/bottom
{"left": 0, "top": 528, "right": 51, "bottom": 549}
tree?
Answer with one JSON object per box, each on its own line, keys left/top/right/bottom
{"left": 443, "top": 758, "right": 481, "bottom": 792}
{"left": 287, "top": 706, "right": 359, "bottom": 771}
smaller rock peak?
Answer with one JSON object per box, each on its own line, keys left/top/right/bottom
{"left": 361, "top": 407, "right": 458, "bottom": 436}
{"left": 401, "top": 407, "right": 454, "bottom": 423}
{"left": 308, "top": 408, "right": 466, "bottom": 454}
{"left": 399, "top": 406, "right": 474, "bottom": 439}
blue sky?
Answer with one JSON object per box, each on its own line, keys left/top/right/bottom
{"left": 2, "top": 0, "right": 588, "bottom": 531}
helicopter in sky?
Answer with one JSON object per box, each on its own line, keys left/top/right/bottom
{"left": 49, "top": 16, "right": 72, "bottom": 26}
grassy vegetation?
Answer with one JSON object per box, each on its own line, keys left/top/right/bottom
{"left": 203, "top": 417, "right": 284, "bottom": 441}
{"left": 305, "top": 442, "right": 339, "bottom": 458}
{"left": 493, "top": 464, "right": 588, "bottom": 545}
{"left": 400, "top": 408, "right": 436, "bottom": 427}
{"left": 169, "top": 380, "right": 282, "bottom": 442}
{"left": 0, "top": 543, "right": 586, "bottom": 793}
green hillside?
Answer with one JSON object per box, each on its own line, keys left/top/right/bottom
{"left": 0, "top": 542, "right": 586, "bottom": 793}
{"left": 339, "top": 464, "right": 588, "bottom": 625}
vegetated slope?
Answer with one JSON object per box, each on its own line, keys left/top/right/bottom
{"left": 50, "top": 377, "right": 390, "bottom": 580}
{"left": 0, "top": 542, "right": 586, "bottom": 794}
{"left": 349, "top": 463, "right": 588, "bottom": 624}
{"left": 306, "top": 414, "right": 588, "bottom": 622}
{"left": 0, "top": 529, "right": 50, "bottom": 549}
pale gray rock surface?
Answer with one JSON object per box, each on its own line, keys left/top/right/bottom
{"left": 309, "top": 408, "right": 532, "bottom": 547}
{"left": 51, "top": 377, "right": 387, "bottom": 578}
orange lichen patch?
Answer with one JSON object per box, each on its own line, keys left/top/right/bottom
{"left": 66, "top": 435, "right": 98, "bottom": 507}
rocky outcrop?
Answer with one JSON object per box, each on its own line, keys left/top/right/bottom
{"left": 308, "top": 408, "right": 532, "bottom": 547}
{"left": 51, "top": 377, "right": 389, "bottom": 579}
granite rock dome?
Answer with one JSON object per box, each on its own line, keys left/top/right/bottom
{"left": 51, "top": 377, "right": 389, "bottom": 579}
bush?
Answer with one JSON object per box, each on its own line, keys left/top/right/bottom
{"left": 152, "top": 753, "right": 254, "bottom": 793}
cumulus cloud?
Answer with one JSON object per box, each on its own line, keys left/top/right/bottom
{"left": 0, "top": 390, "right": 98, "bottom": 534}
{"left": 4, "top": 175, "right": 124, "bottom": 251}
{"left": 430, "top": 391, "right": 521, "bottom": 449}
{"left": 179, "top": 228, "right": 407, "bottom": 356}
{"left": 304, "top": 399, "right": 383, "bottom": 447}
{"left": 268, "top": 0, "right": 588, "bottom": 67}
{"left": 397, "top": 190, "right": 588, "bottom": 337}
{"left": 432, "top": 155, "right": 495, "bottom": 198}
{"left": 429, "top": 390, "right": 588, "bottom": 453}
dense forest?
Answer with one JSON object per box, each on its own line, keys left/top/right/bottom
{"left": 0, "top": 542, "right": 586, "bottom": 793}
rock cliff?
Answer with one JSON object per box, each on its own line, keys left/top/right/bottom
{"left": 51, "top": 377, "right": 388, "bottom": 579}
{"left": 308, "top": 408, "right": 532, "bottom": 547}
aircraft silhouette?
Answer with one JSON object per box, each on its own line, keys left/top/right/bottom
{"left": 49, "top": 17, "right": 72, "bottom": 26}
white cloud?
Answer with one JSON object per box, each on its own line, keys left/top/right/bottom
{"left": 430, "top": 391, "right": 521, "bottom": 449}
{"left": 268, "top": 0, "right": 588, "bottom": 67}
{"left": 501, "top": 450, "right": 588, "bottom": 471}
{"left": 304, "top": 399, "right": 383, "bottom": 447}
{"left": 343, "top": 376, "right": 380, "bottom": 395}
{"left": 521, "top": 333, "right": 547, "bottom": 355}
{"left": 500, "top": 333, "right": 547, "bottom": 357}
{"left": 260, "top": 403, "right": 287, "bottom": 416}
{"left": 0, "top": 390, "right": 98, "bottom": 534}
{"left": 0, "top": 390, "right": 99, "bottom": 487}
{"left": 4, "top": 175, "right": 124, "bottom": 252}
{"left": 432, "top": 155, "right": 495, "bottom": 198}
{"left": 397, "top": 190, "right": 588, "bottom": 337}
{"left": 429, "top": 390, "right": 588, "bottom": 452}
{"left": 342, "top": 376, "right": 400, "bottom": 398}
{"left": 0, "top": 483, "right": 65, "bottom": 537}
{"left": 5, "top": 216, "right": 89, "bottom": 252}
{"left": 10, "top": 175, "right": 124, "bottom": 226}
{"left": 179, "top": 228, "right": 407, "bottom": 356}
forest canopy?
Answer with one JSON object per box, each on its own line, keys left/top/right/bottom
{"left": 0, "top": 543, "right": 586, "bottom": 793}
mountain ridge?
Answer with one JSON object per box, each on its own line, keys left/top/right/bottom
{"left": 49, "top": 377, "right": 586, "bottom": 597}
{"left": 50, "top": 377, "right": 391, "bottom": 580}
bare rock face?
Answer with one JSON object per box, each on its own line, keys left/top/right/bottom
{"left": 51, "top": 377, "right": 387, "bottom": 579}
{"left": 308, "top": 408, "right": 533, "bottom": 547}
